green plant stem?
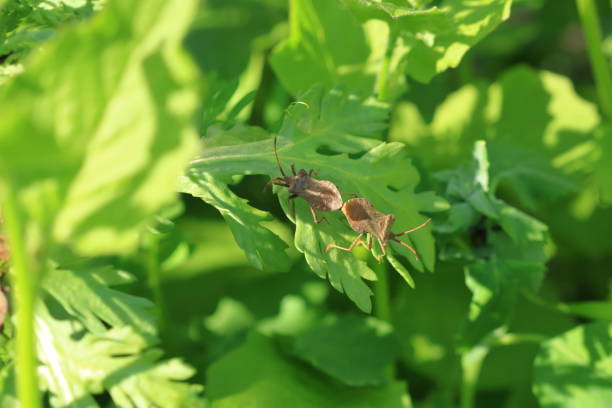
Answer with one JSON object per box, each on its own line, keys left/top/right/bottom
{"left": 374, "top": 262, "right": 391, "bottom": 324}
{"left": 373, "top": 261, "right": 394, "bottom": 379}
{"left": 376, "top": 31, "right": 396, "bottom": 101}
{"left": 575, "top": 0, "right": 612, "bottom": 119}
{"left": 460, "top": 344, "right": 488, "bottom": 408}
{"left": 2, "top": 194, "right": 41, "bottom": 408}
{"left": 459, "top": 327, "right": 508, "bottom": 408}
{"left": 145, "top": 233, "right": 167, "bottom": 333}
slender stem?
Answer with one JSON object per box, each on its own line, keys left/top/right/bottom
{"left": 575, "top": 0, "right": 612, "bottom": 119}
{"left": 373, "top": 261, "right": 394, "bottom": 379}
{"left": 460, "top": 344, "right": 488, "bottom": 408}
{"left": 374, "top": 262, "right": 391, "bottom": 323}
{"left": 459, "top": 327, "right": 507, "bottom": 408}
{"left": 145, "top": 233, "right": 166, "bottom": 333}
{"left": 376, "top": 30, "right": 397, "bottom": 101}
{"left": 2, "top": 194, "right": 41, "bottom": 408}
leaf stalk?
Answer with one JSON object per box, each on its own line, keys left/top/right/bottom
{"left": 2, "top": 192, "right": 41, "bottom": 408}
{"left": 145, "top": 232, "right": 167, "bottom": 333}
{"left": 575, "top": 0, "right": 612, "bottom": 119}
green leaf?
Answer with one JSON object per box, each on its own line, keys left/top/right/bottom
{"left": 272, "top": 0, "right": 512, "bottom": 93}
{"left": 105, "top": 353, "right": 205, "bottom": 408}
{"left": 42, "top": 264, "right": 156, "bottom": 336}
{"left": 346, "top": 0, "right": 512, "bottom": 83}
{"left": 391, "top": 262, "right": 469, "bottom": 390}
{"left": 434, "top": 202, "right": 478, "bottom": 235}
{"left": 433, "top": 143, "right": 550, "bottom": 345}
{"left": 391, "top": 66, "right": 600, "bottom": 210}
{"left": 0, "top": 363, "right": 17, "bottom": 408}
{"left": 179, "top": 171, "right": 291, "bottom": 272}
{"left": 292, "top": 316, "right": 399, "bottom": 386}
{"left": 342, "top": 0, "right": 451, "bottom": 34}
{"left": 387, "top": 252, "right": 416, "bottom": 288}
{"left": 0, "top": 0, "right": 201, "bottom": 256}
{"left": 270, "top": 0, "right": 374, "bottom": 96}
{"left": 0, "top": 0, "right": 97, "bottom": 62}
{"left": 186, "top": 0, "right": 287, "bottom": 79}
{"left": 191, "top": 87, "right": 445, "bottom": 312}
{"left": 390, "top": 83, "right": 489, "bottom": 170}
{"left": 534, "top": 321, "right": 612, "bottom": 408}
{"left": 461, "top": 259, "right": 546, "bottom": 347}
{"left": 401, "top": 0, "right": 513, "bottom": 83}
{"left": 207, "top": 332, "right": 410, "bottom": 408}
{"left": 487, "top": 67, "right": 600, "bottom": 207}
{"left": 36, "top": 303, "right": 204, "bottom": 408}
{"left": 441, "top": 141, "right": 550, "bottom": 262}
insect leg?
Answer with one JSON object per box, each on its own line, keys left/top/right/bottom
{"left": 288, "top": 194, "right": 298, "bottom": 199}
{"left": 392, "top": 238, "right": 419, "bottom": 260}
{"left": 310, "top": 207, "right": 329, "bottom": 224}
{"left": 263, "top": 178, "right": 290, "bottom": 191}
{"left": 291, "top": 163, "right": 297, "bottom": 176}
{"left": 356, "top": 235, "right": 371, "bottom": 250}
{"left": 375, "top": 237, "right": 387, "bottom": 263}
{"left": 326, "top": 233, "right": 364, "bottom": 253}
{"left": 393, "top": 218, "right": 432, "bottom": 237}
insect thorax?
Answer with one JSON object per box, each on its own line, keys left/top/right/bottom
{"left": 378, "top": 214, "right": 396, "bottom": 242}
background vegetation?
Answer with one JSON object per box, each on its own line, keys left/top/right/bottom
{"left": 0, "top": 0, "right": 611, "bottom": 407}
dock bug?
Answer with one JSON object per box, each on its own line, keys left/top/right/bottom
{"left": 267, "top": 136, "right": 344, "bottom": 224}
{"left": 326, "top": 198, "right": 431, "bottom": 263}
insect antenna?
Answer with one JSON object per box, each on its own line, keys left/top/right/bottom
{"left": 273, "top": 135, "right": 287, "bottom": 178}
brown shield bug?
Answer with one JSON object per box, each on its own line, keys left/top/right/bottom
{"left": 326, "top": 198, "right": 431, "bottom": 263}
{"left": 267, "top": 136, "right": 344, "bottom": 224}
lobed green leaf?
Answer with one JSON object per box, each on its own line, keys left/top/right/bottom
{"left": 191, "top": 87, "right": 445, "bottom": 312}
{"left": 0, "top": 0, "right": 201, "bottom": 256}
{"left": 179, "top": 171, "right": 291, "bottom": 272}
{"left": 534, "top": 321, "right": 612, "bottom": 408}
{"left": 42, "top": 264, "right": 156, "bottom": 336}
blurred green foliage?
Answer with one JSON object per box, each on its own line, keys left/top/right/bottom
{"left": 0, "top": 0, "right": 611, "bottom": 407}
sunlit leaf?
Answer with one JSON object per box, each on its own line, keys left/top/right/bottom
{"left": 436, "top": 142, "right": 549, "bottom": 345}
{"left": 190, "top": 87, "right": 445, "bottom": 312}
{"left": 342, "top": 0, "right": 450, "bottom": 34}
{"left": 0, "top": 0, "right": 201, "bottom": 256}
{"left": 270, "top": 0, "right": 374, "bottom": 96}
{"left": 391, "top": 66, "right": 600, "bottom": 210}
{"left": 534, "top": 321, "right": 612, "bottom": 408}
{"left": 36, "top": 304, "right": 204, "bottom": 408}
{"left": 42, "top": 264, "right": 156, "bottom": 336}
{"left": 461, "top": 259, "right": 545, "bottom": 347}
{"left": 344, "top": 0, "right": 513, "bottom": 83}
